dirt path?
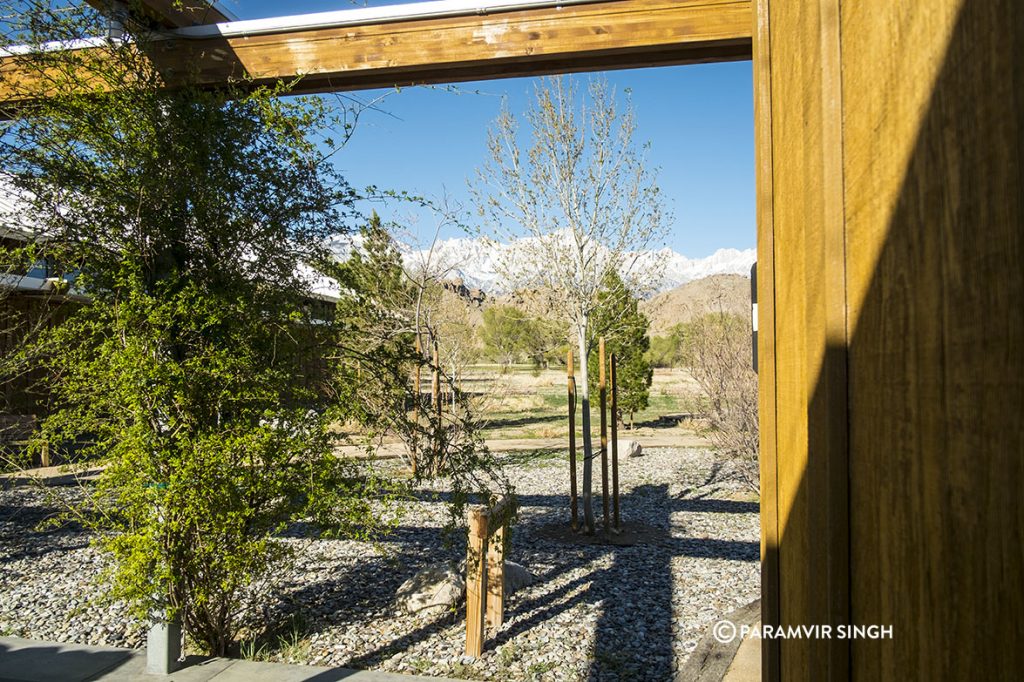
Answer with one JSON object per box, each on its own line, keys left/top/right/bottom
{"left": 334, "top": 429, "right": 711, "bottom": 459}
{"left": 2, "top": 432, "right": 711, "bottom": 481}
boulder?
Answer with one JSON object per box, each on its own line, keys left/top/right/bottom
{"left": 399, "top": 559, "right": 535, "bottom": 614}
{"left": 503, "top": 561, "right": 535, "bottom": 593}
{"left": 397, "top": 561, "right": 466, "bottom": 614}
{"left": 619, "top": 440, "right": 643, "bottom": 458}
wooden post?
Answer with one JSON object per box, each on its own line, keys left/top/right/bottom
{"left": 567, "top": 347, "right": 578, "bottom": 530}
{"left": 599, "top": 337, "right": 609, "bottom": 533}
{"left": 432, "top": 341, "right": 441, "bottom": 411}
{"left": 412, "top": 333, "right": 421, "bottom": 476}
{"left": 433, "top": 339, "right": 442, "bottom": 474}
{"left": 465, "top": 509, "right": 488, "bottom": 658}
{"left": 611, "top": 353, "right": 620, "bottom": 530}
{"left": 465, "top": 495, "right": 515, "bottom": 656}
{"left": 486, "top": 523, "right": 505, "bottom": 627}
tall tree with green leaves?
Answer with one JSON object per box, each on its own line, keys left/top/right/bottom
{"left": 589, "top": 270, "right": 653, "bottom": 429}
{"left": 0, "top": 3, "right": 401, "bottom": 654}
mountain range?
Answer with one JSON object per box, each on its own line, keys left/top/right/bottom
{"left": 386, "top": 236, "right": 755, "bottom": 294}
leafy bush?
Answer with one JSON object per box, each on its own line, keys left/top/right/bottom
{"left": 2, "top": 5, "right": 394, "bottom": 654}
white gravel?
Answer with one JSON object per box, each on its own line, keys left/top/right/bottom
{"left": 0, "top": 447, "right": 759, "bottom": 681}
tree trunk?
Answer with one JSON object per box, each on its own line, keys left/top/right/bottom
{"left": 576, "top": 322, "right": 596, "bottom": 533}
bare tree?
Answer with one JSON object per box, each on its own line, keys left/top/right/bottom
{"left": 682, "top": 311, "right": 759, "bottom": 492}
{"left": 471, "top": 76, "right": 667, "bottom": 532}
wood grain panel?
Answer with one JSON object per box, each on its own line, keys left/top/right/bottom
{"left": 842, "top": 0, "right": 1024, "bottom": 679}
{"left": 1, "top": 0, "right": 752, "bottom": 104}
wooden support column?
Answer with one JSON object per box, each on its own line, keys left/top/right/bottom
{"left": 599, "top": 337, "right": 609, "bottom": 533}
{"left": 567, "top": 347, "right": 578, "bottom": 531}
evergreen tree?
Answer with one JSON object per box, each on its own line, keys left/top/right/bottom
{"left": 589, "top": 270, "right": 653, "bottom": 429}
{"left": 330, "top": 212, "right": 419, "bottom": 433}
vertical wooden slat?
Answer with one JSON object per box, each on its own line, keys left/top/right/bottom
{"left": 817, "top": 0, "right": 850, "bottom": 678}
{"left": 599, "top": 337, "right": 609, "bottom": 534}
{"left": 752, "top": 0, "right": 780, "bottom": 678}
{"left": 568, "top": 347, "right": 578, "bottom": 530}
{"left": 762, "top": 0, "right": 849, "bottom": 678}
{"left": 465, "top": 509, "right": 488, "bottom": 658}
{"left": 486, "top": 524, "right": 505, "bottom": 627}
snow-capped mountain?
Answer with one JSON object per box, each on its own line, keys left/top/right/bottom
{"left": 392, "top": 236, "right": 755, "bottom": 294}
{"left": 657, "top": 247, "right": 757, "bottom": 288}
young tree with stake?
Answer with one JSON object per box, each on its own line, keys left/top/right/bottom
{"left": 472, "top": 77, "right": 667, "bottom": 532}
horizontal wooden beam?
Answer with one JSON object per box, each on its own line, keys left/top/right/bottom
{"left": 1, "top": 0, "right": 751, "bottom": 104}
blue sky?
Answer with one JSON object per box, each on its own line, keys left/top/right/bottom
{"left": 228, "top": 2, "right": 755, "bottom": 257}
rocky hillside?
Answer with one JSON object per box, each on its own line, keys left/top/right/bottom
{"left": 640, "top": 274, "right": 752, "bottom": 336}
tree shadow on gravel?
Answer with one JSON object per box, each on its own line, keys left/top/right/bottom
{"left": 587, "top": 483, "right": 675, "bottom": 681}
{"left": 259, "top": 517, "right": 463, "bottom": 667}
{"left": 0, "top": 500, "right": 89, "bottom": 564}
{"left": 256, "top": 481, "right": 756, "bottom": 679}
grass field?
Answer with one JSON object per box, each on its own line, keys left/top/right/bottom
{"left": 461, "top": 365, "right": 708, "bottom": 446}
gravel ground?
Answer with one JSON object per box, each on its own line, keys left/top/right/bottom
{"left": 0, "top": 447, "right": 759, "bottom": 681}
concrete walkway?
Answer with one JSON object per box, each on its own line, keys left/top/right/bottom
{"left": 0, "top": 637, "right": 456, "bottom": 682}
{"left": 721, "top": 626, "right": 760, "bottom": 682}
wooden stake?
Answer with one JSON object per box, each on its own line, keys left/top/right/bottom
{"left": 412, "top": 333, "right": 421, "bottom": 476}
{"left": 568, "top": 347, "right": 578, "bottom": 530}
{"left": 611, "top": 353, "right": 620, "bottom": 530}
{"left": 599, "top": 337, "right": 610, "bottom": 534}
{"left": 465, "top": 509, "right": 488, "bottom": 658}
{"left": 433, "top": 339, "right": 442, "bottom": 474}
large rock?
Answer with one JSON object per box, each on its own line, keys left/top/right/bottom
{"left": 399, "top": 559, "right": 534, "bottom": 614}
{"left": 397, "top": 561, "right": 466, "bottom": 614}
{"left": 459, "top": 558, "right": 535, "bottom": 594}
{"left": 619, "top": 440, "right": 643, "bottom": 458}
{"left": 502, "top": 561, "right": 535, "bottom": 593}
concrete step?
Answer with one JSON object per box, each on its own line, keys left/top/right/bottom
{"left": 0, "top": 636, "right": 457, "bottom": 682}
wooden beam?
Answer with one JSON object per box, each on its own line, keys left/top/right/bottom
{"left": 85, "top": 0, "right": 232, "bottom": 29}
{"left": 1, "top": 0, "right": 751, "bottom": 104}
